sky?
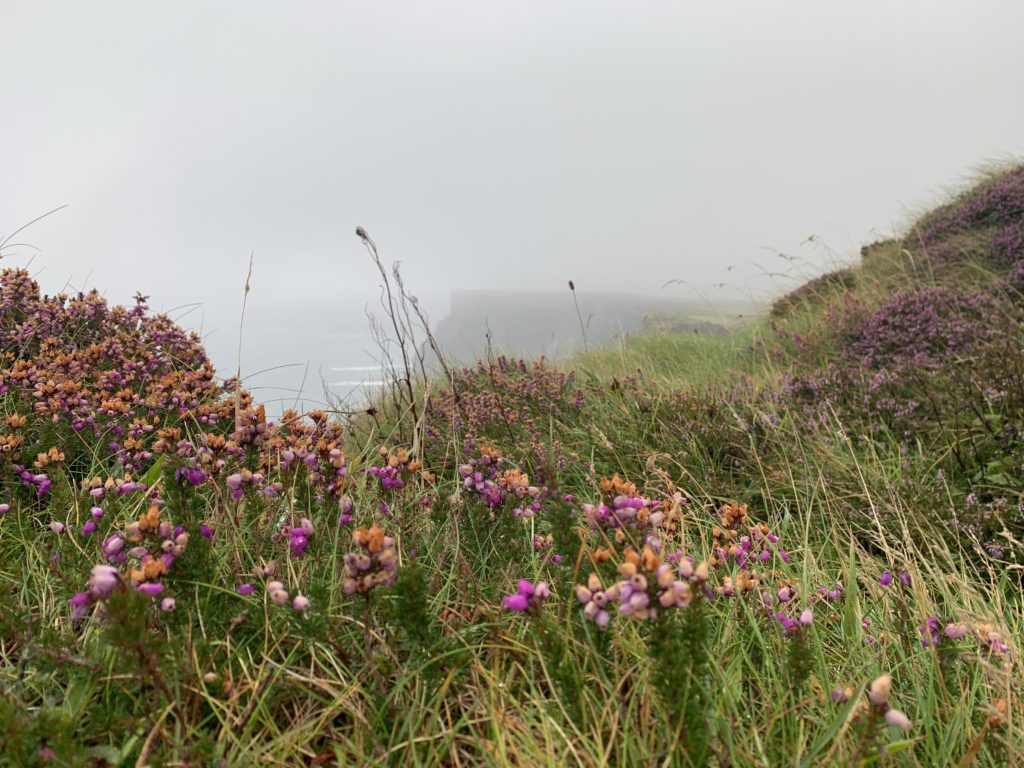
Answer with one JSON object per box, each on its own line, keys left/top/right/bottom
{"left": 2, "top": 1, "right": 1023, "bottom": 406}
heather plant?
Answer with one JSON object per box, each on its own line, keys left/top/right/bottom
{"left": 5, "top": 169, "right": 1024, "bottom": 764}
{"left": 913, "top": 165, "right": 1024, "bottom": 251}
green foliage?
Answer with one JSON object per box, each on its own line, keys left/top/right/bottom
{"left": 3, "top": 167, "right": 1024, "bottom": 764}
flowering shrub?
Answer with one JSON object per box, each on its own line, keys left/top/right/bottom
{"left": 425, "top": 355, "right": 585, "bottom": 481}
{"left": 914, "top": 166, "right": 1024, "bottom": 249}
{"left": 843, "top": 287, "right": 999, "bottom": 371}
{"left": 3, "top": 163, "right": 1024, "bottom": 765}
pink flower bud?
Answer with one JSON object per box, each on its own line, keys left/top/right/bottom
{"left": 884, "top": 708, "right": 912, "bottom": 731}
{"left": 868, "top": 674, "right": 892, "bottom": 706}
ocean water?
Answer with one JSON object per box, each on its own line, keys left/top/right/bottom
{"left": 199, "top": 307, "right": 394, "bottom": 418}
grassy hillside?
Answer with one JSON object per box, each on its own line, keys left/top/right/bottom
{"left": 2, "top": 166, "right": 1023, "bottom": 766}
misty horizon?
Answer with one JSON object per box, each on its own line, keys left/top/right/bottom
{"left": 3, "top": 1, "right": 1023, "bottom": 409}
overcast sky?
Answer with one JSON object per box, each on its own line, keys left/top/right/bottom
{"left": 2, "top": 1, "right": 1023, "bottom": 401}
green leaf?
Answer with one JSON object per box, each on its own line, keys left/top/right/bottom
{"left": 85, "top": 745, "right": 122, "bottom": 763}
{"left": 139, "top": 454, "right": 166, "bottom": 489}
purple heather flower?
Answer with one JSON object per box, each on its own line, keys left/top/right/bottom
{"left": 293, "top": 595, "right": 310, "bottom": 612}
{"left": 136, "top": 582, "right": 164, "bottom": 596}
{"left": 200, "top": 523, "right": 213, "bottom": 540}
{"left": 988, "top": 637, "right": 1010, "bottom": 654}
{"left": 0, "top": 503, "right": 9, "bottom": 515}
{"left": 49, "top": 521, "right": 65, "bottom": 534}
{"left": 799, "top": 608, "right": 814, "bottom": 626}
{"left": 69, "top": 590, "right": 93, "bottom": 620}
{"left": 899, "top": 572, "right": 912, "bottom": 586}
{"left": 880, "top": 571, "right": 893, "bottom": 587}
{"left": 90, "top": 506, "right": 104, "bottom": 520}
{"left": 236, "top": 583, "right": 254, "bottom": 596}
{"left": 338, "top": 495, "right": 354, "bottom": 526}
{"left": 160, "top": 597, "right": 176, "bottom": 612}
{"left": 89, "top": 564, "right": 119, "bottom": 596}
{"left": 102, "top": 535, "right": 125, "bottom": 559}
{"left": 831, "top": 687, "right": 849, "bottom": 703}
{"left": 503, "top": 578, "right": 550, "bottom": 613}
{"left": 81, "top": 521, "right": 97, "bottom": 536}
{"left": 944, "top": 623, "right": 970, "bottom": 640}
{"left": 502, "top": 593, "right": 529, "bottom": 612}
{"left": 175, "top": 466, "right": 207, "bottom": 486}
{"left": 289, "top": 533, "right": 308, "bottom": 558}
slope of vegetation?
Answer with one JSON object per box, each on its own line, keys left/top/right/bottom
{"left": 2, "top": 166, "right": 1023, "bottom": 766}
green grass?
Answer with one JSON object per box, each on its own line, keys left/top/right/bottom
{"left": 3, "top": 166, "right": 1024, "bottom": 765}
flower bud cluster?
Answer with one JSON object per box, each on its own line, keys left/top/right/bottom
{"left": 225, "top": 468, "right": 265, "bottom": 499}
{"left": 582, "top": 487, "right": 673, "bottom": 556}
{"left": 458, "top": 445, "right": 505, "bottom": 509}
{"left": 342, "top": 524, "right": 397, "bottom": 595}
{"left": 265, "top": 579, "right": 310, "bottom": 612}
{"left": 710, "top": 502, "right": 788, "bottom": 568}
{"left": 286, "top": 517, "right": 314, "bottom": 557}
{"left": 865, "top": 674, "right": 913, "bottom": 731}
{"left": 368, "top": 446, "right": 421, "bottom": 491}
{"left": 576, "top": 546, "right": 708, "bottom": 628}
{"left": 918, "top": 616, "right": 1010, "bottom": 653}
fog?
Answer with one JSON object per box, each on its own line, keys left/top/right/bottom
{"left": 2, "top": 1, "right": 1023, "bottom": 410}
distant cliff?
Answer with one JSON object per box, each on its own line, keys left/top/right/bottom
{"left": 432, "top": 290, "right": 742, "bottom": 363}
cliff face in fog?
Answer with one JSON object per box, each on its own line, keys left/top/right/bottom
{"left": 432, "top": 290, "right": 738, "bottom": 362}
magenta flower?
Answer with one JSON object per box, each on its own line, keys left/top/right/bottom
{"left": 236, "top": 583, "right": 254, "bottom": 596}
{"left": 502, "top": 578, "right": 550, "bottom": 613}
{"left": 502, "top": 593, "right": 529, "bottom": 612}
{"left": 69, "top": 591, "right": 93, "bottom": 620}
{"left": 880, "top": 571, "right": 893, "bottom": 587}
